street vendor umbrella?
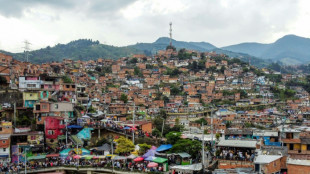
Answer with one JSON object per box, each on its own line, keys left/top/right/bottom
{"left": 133, "top": 156, "right": 144, "bottom": 162}
{"left": 123, "top": 126, "right": 131, "bottom": 130}
{"left": 73, "top": 155, "right": 81, "bottom": 159}
{"left": 130, "top": 127, "right": 137, "bottom": 130}
{"left": 147, "top": 162, "right": 158, "bottom": 168}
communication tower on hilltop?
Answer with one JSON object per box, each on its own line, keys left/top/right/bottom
{"left": 23, "top": 40, "right": 31, "bottom": 62}
{"left": 169, "top": 22, "right": 172, "bottom": 47}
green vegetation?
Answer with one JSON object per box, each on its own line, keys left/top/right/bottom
{"left": 165, "top": 68, "right": 182, "bottom": 77}
{"left": 138, "top": 143, "right": 151, "bottom": 155}
{"left": 134, "top": 67, "right": 143, "bottom": 77}
{"left": 194, "top": 118, "right": 207, "bottom": 125}
{"left": 120, "top": 93, "right": 128, "bottom": 103}
{"left": 170, "top": 139, "right": 201, "bottom": 159}
{"left": 115, "top": 137, "right": 135, "bottom": 154}
{"left": 270, "top": 86, "right": 296, "bottom": 100}
{"left": 165, "top": 132, "right": 181, "bottom": 144}
{"left": 10, "top": 39, "right": 142, "bottom": 63}
{"left": 62, "top": 75, "right": 73, "bottom": 83}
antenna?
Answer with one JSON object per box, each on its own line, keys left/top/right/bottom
{"left": 23, "top": 40, "right": 31, "bottom": 62}
{"left": 169, "top": 22, "right": 172, "bottom": 47}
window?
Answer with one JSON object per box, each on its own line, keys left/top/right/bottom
{"left": 66, "top": 85, "right": 70, "bottom": 88}
{"left": 27, "top": 84, "right": 36, "bottom": 88}
{"left": 289, "top": 144, "right": 294, "bottom": 150}
{"left": 0, "top": 127, "right": 2, "bottom": 131}
{"left": 307, "top": 144, "right": 310, "bottom": 151}
{"left": 274, "top": 161, "right": 277, "bottom": 167}
{"left": 42, "top": 105, "right": 47, "bottom": 109}
{"left": 48, "top": 130, "right": 54, "bottom": 135}
{"left": 55, "top": 104, "right": 58, "bottom": 109}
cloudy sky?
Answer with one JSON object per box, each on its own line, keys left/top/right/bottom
{"left": 0, "top": 0, "right": 309, "bottom": 52}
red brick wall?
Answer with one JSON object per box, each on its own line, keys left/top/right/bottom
{"left": 287, "top": 164, "right": 310, "bottom": 174}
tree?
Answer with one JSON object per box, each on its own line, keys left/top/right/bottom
{"left": 120, "top": 93, "right": 128, "bottom": 103}
{"left": 62, "top": 75, "right": 73, "bottom": 83}
{"left": 170, "top": 139, "right": 201, "bottom": 159}
{"left": 130, "top": 58, "right": 138, "bottom": 64}
{"left": 152, "top": 128, "right": 161, "bottom": 137}
{"left": 165, "top": 132, "right": 181, "bottom": 144}
{"left": 215, "top": 133, "right": 221, "bottom": 141}
{"left": 194, "top": 118, "right": 207, "bottom": 125}
{"left": 138, "top": 143, "right": 151, "bottom": 155}
{"left": 115, "top": 136, "right": 135, "bottom": 154}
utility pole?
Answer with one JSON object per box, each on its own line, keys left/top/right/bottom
{"left": 202, "top": 122, "right": 205, "bottom": 174}
{"left": 210, "top": 107, "right": 214, "bottom": 153}
{"left": 132, "top": 102, "right": 135, "bottom": 144}
{"left": 13, "top": 102, "right": 16, "bottom": 128}
{"left": 23, "top": 40, "right": 31, "bottom": 62}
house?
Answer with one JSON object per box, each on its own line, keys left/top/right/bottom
{"left": 0, "top": 53, "right": 13, "bottom": 65}
{"left": 23, "top": 91, "right": 39, "bottom": 108}
{"left": 44, "top": 117, "right": 65, "bottom": 148}
{"left": 19, "top": 76, "right": 41, "bottom": 90}
{"left": 0, "top": 134, "right": 10, "bottom": 163}
{"left": 254, "top": 155, "right": 282, "bottom": 174}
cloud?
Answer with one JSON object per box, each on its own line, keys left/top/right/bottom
{"left": 0, "top": 0, "right": 308, "bottom": 52}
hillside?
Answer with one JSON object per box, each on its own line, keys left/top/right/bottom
{"left": 130, "top": 37, "right": 217, "bottom": 54}
{"left": 221, "top": 35, "right": 310, "bottom": 65}
{"left": 7, "top": 39, "right": 143, "bottom": 63}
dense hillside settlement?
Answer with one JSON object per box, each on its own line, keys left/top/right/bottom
{"left": 1, "top": 48, "right": 310, "bottom": 174}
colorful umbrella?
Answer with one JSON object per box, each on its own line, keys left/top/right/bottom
{"left": 147, "top": 162, "right": 158, "bottom": 168}
{"left": 73, "top": 155, "right": 81, "bottom": 159}
{"left": 133, "top": 157, "right": 144, "bottom": 162}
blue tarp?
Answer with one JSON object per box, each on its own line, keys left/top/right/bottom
{"left": 68, "top": 125, "right": 83, "bottom": 129}
{"left": 77, "top": 128, "right": 94, "bottom": 140}
{"left": 156, "top": 144, "right": 172, "bottom": 152}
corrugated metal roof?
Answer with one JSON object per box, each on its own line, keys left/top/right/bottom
{"left": 254, "top": 155, "right": 282, "bottom": 164}
{"left": 217, "top": 140, "right": 257, "bottom": 148}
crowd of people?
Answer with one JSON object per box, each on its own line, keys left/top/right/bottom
{"left": 216, "top": 148, "right": 255, "bottom": 161}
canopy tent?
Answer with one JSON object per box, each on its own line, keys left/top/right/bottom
{"left": 114, "top": 156, "right": 128, "bottom": 160}
{"left": 46, "top": 154, "right": 59, "bottom": 158}
{"left": 127, "top": 154, "right": 137, "bottom": 159}
{"left": 177, "top": 153, "right": 191, "bottom": 158}
{"left": 27, "top": 155, "right": 46, "bottom": 160}
{"left": 156, "top": 144, "right": 172, "bottom": 152}
{"left": 67, "top": 125, "right": 83, "bottom": 129}
{"left": 152, "top": 157, "right": 168, "bottom": 163}
{"left": 73, "top": 155, "right": 81, "bottom": 159}
{"left": 134, "top": 157, "right": 144, "bottom": 162}
{"left": 145, "top": 156, "right": 156, "bottom": 161}
{"left": 147, "top": 162, "right": 158, "bottom": 168}
{"left": 82, "top": 155, "right": 94, "bottom": 160}
{"left": 106, "top": 154, "right": 117, "bottom": 159}
{"left": 142, "top": 149, "right": 159, "bottom": 158}
{"left": 82, "top": 115, "right": 90, "bottom": 119}
{"left": 96, "top": 143, "right": 111, "bottom": 151}
{"left": 60, "top": 148, "right": 72, "bottom": 157}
